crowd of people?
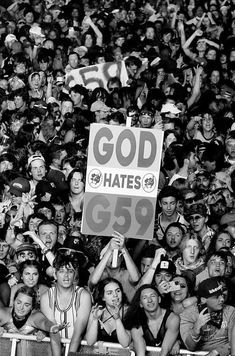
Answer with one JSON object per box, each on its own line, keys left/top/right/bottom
{"left": 1, "top": 0, "right": 235, "bottom": 356}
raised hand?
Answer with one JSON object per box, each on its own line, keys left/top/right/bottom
{"left": 92, "top": 304, "right": 105, "bottom": 320}
{"left": 153, "top": 248, "right": 166, "bottom": 265}
{"left": 22, "top": 231, "right": 43, "bottom": 248}
{"left": 195, "top": 29, "right": 203, "bottom": 36}
{"left": 112, "top": 231, "right": 125, "bottom": 249}
{"left": 158, "top": 280, "right": 171, "bottom": 295}
{"left": 9, "top": 214, "right": 23, "bottom": 229}
{"left": 110, "top": 305, "right": 121, "bottom": 320}
{"left": 21, "top": 193, "right": 36, "bottom": 206}
{"left": 194, "top": 307, "right": 210, "bottom": 333}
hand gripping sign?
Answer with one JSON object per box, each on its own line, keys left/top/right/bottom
{"left": 81, "top": 124, "right": 164, "bottom": 240}
{"left": 65, "top": 61, "right": 129, "bottom": 91}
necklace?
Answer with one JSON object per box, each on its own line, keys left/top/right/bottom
{"left": 102, "top": 306, "right": 123, "bottom": 324}
{"left": 55, "top": 286, "right": 75, "bottom": 312}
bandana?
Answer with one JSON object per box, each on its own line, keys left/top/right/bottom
{"left": 209, "top": 310, "right": 223, "bottom": 329}
{"left": 12, "top": 309, "right": 31, "bottom": 330}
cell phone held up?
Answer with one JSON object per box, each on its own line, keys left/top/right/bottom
{"left": 166, "top": 281, "right": 181, "bottom": 293}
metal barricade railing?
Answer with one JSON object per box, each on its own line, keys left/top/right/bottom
{"left": 0, "top": 333, "right": 70, "bottom": 356}
{"left": 0, "top": 333, "right": 209, "bottom": 356}
{"left": 146, "top": 346, "right": 208, "bottom": 356}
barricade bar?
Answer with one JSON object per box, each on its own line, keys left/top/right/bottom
{"left": 0, "top": 333, "right": 209, "bottom": 356}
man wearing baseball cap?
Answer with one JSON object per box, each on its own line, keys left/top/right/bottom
{"left": 7, "top": 177, "right": 35, "bottom": 221}
{"left": 180, "top": 277, "right": 235, "bottom": 356}
{"left": 160, "top": 102, "right": 181, "bottom": 118}
{"left": 9, "top": 177, "right": 30, "bottom": 199}
{"left": 194, "top": 169, "right": 211, "bottom": 197}
{"left": 90, "top": 100, "right": 111, "bottom": 123}
{"left": 27, "top": 154, "right": 46, "bottom": 195}
{"left": 15, "top": 243, "right": 37, "bottom": 264}
{"left": 137, "top": 248, "right": 176, "bottom": 308}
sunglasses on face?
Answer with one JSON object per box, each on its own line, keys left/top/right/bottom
{"left": 189, "top": 215, "right": 203, "bottom": 221}
{"left": 129, "top": 111, "right": 138, "bottom": 117}
{"left": 185, "top": 197, "right": 196, "bottom": 204}
{"left": 174, "top": 281, "right": 187, "bottom": 288}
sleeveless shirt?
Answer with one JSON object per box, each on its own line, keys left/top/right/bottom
{"left": 48, "top": 286, "right": 84, "bottom": 338}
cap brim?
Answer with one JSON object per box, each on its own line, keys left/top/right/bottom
{"left": 9, "top": 187, "right": 22, "bottom": 197}
{"left": 58, "top": 248, "right": 88, "bottom": 267}
{"left": 207, "top": 290, "right": 223, "bottom": 298}
{"left": 16, "top": 247, "right": 36, "bottom": 254}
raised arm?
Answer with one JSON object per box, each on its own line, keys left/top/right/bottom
{"left": 196, "top": 13, "right": 206, "bottom": 29}
{"left": 69, "top": 289, "right": 92, "bottom": 352}
{"left": 180, "top": 307, "right": 210, "bottom": 351}
{"left": 111, "top": 305, "right": 131, "bottom": 347}
{"left": 182, "top": 29, "right": 203, "bottom": 60}
{"left": 178, "top": 21, "right": 186, "bottom": 47}
{"left": 205, "top": 38, "right": 220, "bottom": 49}
{"left": 23, "top": 231, "right": 55, "bottom": 266}
{"left": 187, "top": 66, "right": 204, "bottom": 108}
{"left": 89, "top": 239, "right": 118, "bottom": 287}
{"left": 83, "top": 16, "right": 103, "bottom": 47}
{"left": 114, "top": 231, "right": 140, "bottom": 283}
{"left": 85, "top": 305, "right": 104, "bottom": 345}
{"left": 136, "top": 248, "right": 166, "bottom": 288}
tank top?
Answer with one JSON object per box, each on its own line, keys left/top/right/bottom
{"left": 97, "top": 306, "right": 125, "bottom": 343}
{"left": 142, "top": 309, "right": 172, "bottom": 346}
{"left": 48, "top": 286, "right": 84, "bottom": 338}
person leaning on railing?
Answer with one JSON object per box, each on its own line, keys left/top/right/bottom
{"left": 85, "top": 277, "right": 131, "bottom": 348}
{"left": 124, "top": 284, "right": 180, "bottom": 356}
{"left": 0, "top": 285, "right": 65, "bottom": 356}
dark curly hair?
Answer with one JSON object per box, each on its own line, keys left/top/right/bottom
{"left": 53, "top": 251, "right": 80, "bottom": 272}
{"left": 93, "top": 277, "right": 127, "bottom": 307}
